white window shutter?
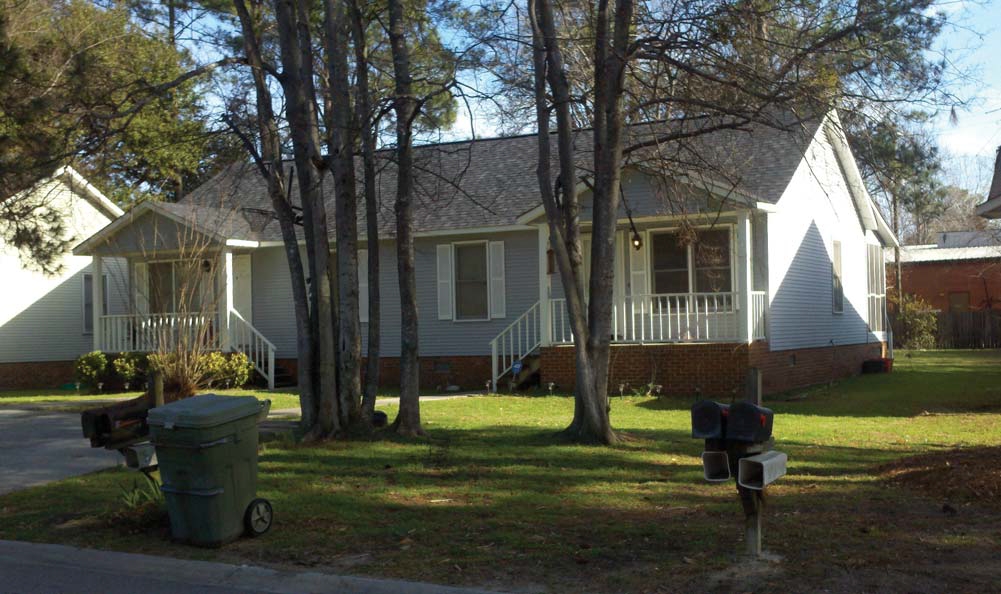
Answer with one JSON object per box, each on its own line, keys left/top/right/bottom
{"left": 359, "top": 249, "right": 369, "bottom": 323}
{"left": 436, "top": 244, "right": 453, "bottom": 320}
{"left": 489, "top": 241, "right": 506, "bottom": 318}
{"left": 630, "top": 237, "right": 648, "bottom": 295}
{"left": 134, "top": 262, "right": 149, "bottom": 315}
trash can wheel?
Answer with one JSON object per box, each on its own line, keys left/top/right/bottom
{"left": 244, "top": 498, "right": 273, "bottom": 537}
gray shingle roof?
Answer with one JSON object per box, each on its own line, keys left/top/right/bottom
{"left": 178, "top": 117, "right": 823, "bottom": 241}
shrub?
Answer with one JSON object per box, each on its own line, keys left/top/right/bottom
{"left": 147, "top": 351, "right": 254, "bottom": 399}
{"left": 894, "top": 294, "right": 938, "bottom": 350}
{"left": 75, "top": 351, "right": 108, "bottom": 391}
{"left": 222, "top": 352, "right": 254, "bottom": 388}
{"left": 112, "top": 352, "right": 145, "bottom": 389}
{"left": 204, "top": 352, "right": 253, "bottom": 388}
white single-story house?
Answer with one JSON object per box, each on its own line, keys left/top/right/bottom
{"left": 61, "top": 111, "right": 895, "bottom": 395}
{"left": 0, "top": 167, "right": 127, "bottom": 388}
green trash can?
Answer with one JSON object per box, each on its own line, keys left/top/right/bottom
{"left": 148, "top": 394, "right": 273, "bottom": 547}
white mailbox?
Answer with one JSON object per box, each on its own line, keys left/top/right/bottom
{"left": 737, "top": 450, "right": 787, "bottom": 490}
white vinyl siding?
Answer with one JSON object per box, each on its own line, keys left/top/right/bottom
{"left": 767, "top": 117, "right": 881, "bottom": 350}
{"left": 832, "top": 240, "right": 843, "bottom": 314}
{"left": 0, "top": 178, "right": 126, "bottom": 364}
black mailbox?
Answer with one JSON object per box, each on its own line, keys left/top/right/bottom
{"left": 727, "top": 401, "right": 774, "bottom": 443}
{"left": 691, "top": 400, "right": 729, "bottom": 439}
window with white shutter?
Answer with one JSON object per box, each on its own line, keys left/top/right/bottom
{"left": 436, "top": 244, "right": 453, "bottom": 320}
{"left": 489, "top": 241, "right": 505, "bottom": 318}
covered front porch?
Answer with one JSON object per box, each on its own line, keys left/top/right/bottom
{"left": 74, "top": 202, "right": 277, "bottom": 389}
{"left": 491, "top": 209, "right": 770, "bottom": 390}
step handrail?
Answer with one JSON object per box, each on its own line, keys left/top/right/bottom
{"left": 489, "top": 301, "right": 542, "bottom": 393}
{"left": 228, "top": 309, "right": 277, "bottom": 390}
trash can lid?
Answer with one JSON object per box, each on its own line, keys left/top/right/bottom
{"left": 148, "top": 394, "right": 262, "bottom": 429}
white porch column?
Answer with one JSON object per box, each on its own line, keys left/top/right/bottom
{"left": 538, "top": 225, "right": 551, "bottom": 346}
{"left": 219, "top": 249, "right": 234, "bottom": 351}
{"left": 92, "top": 254, "right": 103, "bottom": 351}
{"left": 736, "top": 211, "right": 753, "bottom": 343}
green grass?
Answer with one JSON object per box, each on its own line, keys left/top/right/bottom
{"left": 1, "top": 350, "right": 1000, "bottom": 593}
{"left": 0, "top": 387, "right": 302, "bottom": 412}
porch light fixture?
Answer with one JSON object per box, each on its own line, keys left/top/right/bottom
{"left": 631, "top": 229, "right": 643, "bottom": 251}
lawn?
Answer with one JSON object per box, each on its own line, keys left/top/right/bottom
{"left": 1, "top": 350, "right": 999, "bottom": 593}
{"left": 0, "top": 387, "right": 303, "bottom": 412}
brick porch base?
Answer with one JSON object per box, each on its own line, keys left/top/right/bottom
{"left": 539, "top": 340, "right": 886, "bottom": 396}
{"left": 276, "top": 355, "right": 493, "bottom": 392}
{"left": 0, "top": 361, "right": 77, "bottom": 390}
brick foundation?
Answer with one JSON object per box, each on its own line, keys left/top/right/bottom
{"left": 275, "top": 355, "right": 493, "bottom": 391}
{"left": 540, "top": 343, "right": 751, "bottom": 397}
{"left": 748, "top": 341, "right": 885, "bottom": 395}
{"left": 0, "top": 361, "right": 77, "bottom": 390}
{"left": 540, "top": 340, "right": 887, "bottom": 396}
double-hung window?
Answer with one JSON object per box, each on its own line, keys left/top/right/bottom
{"left": 437, "top": 241, "right": 505, "bottom": 321}
{"left": 454, "top": 243, "right": 490, "bottom": 320}
{"left": 649, "top": 228, "right": 732, "bottom": 295}
{"left": 651, "top": 232, "right": 689, "bottom": 294}
{"left": 83, "top": 273, "right": 109, "bottom": 334}
{"left": 866, "top": 243, "right": 886, "bottom": 330}
{"left": 693, "top": 229, "right": 732, "bottom": 293}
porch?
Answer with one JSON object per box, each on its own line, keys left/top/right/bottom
{"left": 76, "top": 202, "right": 277, "bottom": 389}
{"left": 490, "top": 209, "right": 769, "bottom": 391}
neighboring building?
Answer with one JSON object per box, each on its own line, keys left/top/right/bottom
{"left": 886, "top": 236, "right": 1001, "bottom": 312}
{"left": 0, "top": 167, "right": 126, "bottom": 388}
{"left": 73, "top": 111, "right": 894, "bottom": 396}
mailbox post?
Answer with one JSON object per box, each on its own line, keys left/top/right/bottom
{"left": 691, "top": 368, "right": 786, "bottom": 557}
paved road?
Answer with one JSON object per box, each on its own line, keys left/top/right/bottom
{"left": 0, "top": 540, "right": 503, "bottom": 594}
{"left": 0, "top": 409, "right": 120, "bottom": 495}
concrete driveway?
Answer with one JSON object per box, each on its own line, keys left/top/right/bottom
{"left": 0, "top": 409, "right": 120, "bottom": 495}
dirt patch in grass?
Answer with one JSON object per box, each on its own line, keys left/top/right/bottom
{"left": 880, "top": 446, "right": 1001, "bottom": 509}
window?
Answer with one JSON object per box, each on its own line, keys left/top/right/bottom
{"left": 648, "top": 227, "right": 732, "bottom": 295}
{"left": 146, "top": 260, "right": 209, "bottom": 314}
{"left": 651, "top": 232, "right": 689, "bottom": 294}
{"left": 832, "top": 240, "right": 844, "bottom": 313}
{"left": 867, "top": 244, "right": 887, "bottom": 331}
{"left": 949, "top": 292, "right": 970, "bottom": 313}
{"left": 693, "top": 229, "right": 732, "bottom": 293}
{"left": 454, "top": 243, "right": 489, "bottom": 320}
{"left": 83, "top": 274, "right": 108, "bottom": 334}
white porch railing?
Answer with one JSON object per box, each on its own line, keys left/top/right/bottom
{"left": 229, "top": 310, "right": 277, "bottom": 390}
{"left": 97, "top": 310, "right": 277, "bottom": 390}
{"left": 550, "top": 293, "right": 746, "bottom": 343}
{"left": 490, "top": 301, "right": 543, "bottom": 392}
{"left": 99, "top": 313, "right": 221, "bottom": 354}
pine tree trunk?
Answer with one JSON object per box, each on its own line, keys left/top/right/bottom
{"left": 388, "top": 0, "right": 424, "bottom": 437}
{"left": 323, "top": 0, "right": 363, "bottom": 429}
{"left": 349, "top": 0, "right": 381, "bottom": 420}
{"left": 232, "top": 0, "right": 317, "bottom": 430}
{"left": 274, "top": 0, "right": 340, "bottom": 439}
